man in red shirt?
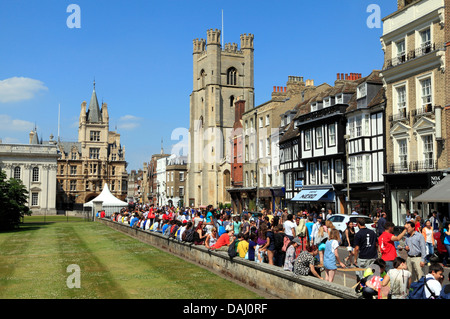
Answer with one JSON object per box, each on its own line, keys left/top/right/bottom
{"left": 211, "top": 225, "right": 235, "bottom": 251}
{"left": 378, "top": 221, "right": 407, "bottom": 271}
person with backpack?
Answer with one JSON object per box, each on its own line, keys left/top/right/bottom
{"left": 439, "top": 272, "right": 450, "bottom": 299}
{"left": 354, "top": 217, "right": 378, "bottom": 281}
{"left": 408, "top": 263, "right": 444, "bottom": 299}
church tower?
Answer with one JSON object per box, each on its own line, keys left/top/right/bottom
{"left": 186, "top": 29, "right": 255, "bottom": 208}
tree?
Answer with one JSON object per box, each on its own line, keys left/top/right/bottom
{"left": 0, "top": 170, "right": 32, "bottom": 230}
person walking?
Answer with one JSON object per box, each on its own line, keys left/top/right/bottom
{"left": 343, "top": 221, "right": 356, "bottom": 267}
{"left": 323, "top": 229, "right": 346, "bottom": 283}
{"left": 353, "top": 217, "right": 378, "bottom": 282}
{"left": 404, "top": 220, "right": 427, "bottom": 283}
{"left": 283, "top": 214, "right": 297, "bottom": 241}
{"left": 422, "top": 220, "right": 436, "bottom": 265}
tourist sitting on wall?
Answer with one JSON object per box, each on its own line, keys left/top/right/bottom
{"left": 292, "top": 244, "right": 323, "bottom": 280}
{"left": 210, "top": 225, "right": 235, "bottom": 251}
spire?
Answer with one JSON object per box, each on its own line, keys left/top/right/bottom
{"left": 87, "top": 79, "right": 102, "bottom": 123}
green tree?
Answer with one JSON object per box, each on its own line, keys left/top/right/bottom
{"left": 0, "top": 170, "right": 31, "bottom": 230}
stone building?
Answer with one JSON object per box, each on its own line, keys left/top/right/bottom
{"left": 56, "top": 82, "right": 128, "bottom": 210}
{"left": 165, "top": 155, "right": 187, "bottom": 208}
{"left": 236, "top": 76, "right": 329, "bottom": 213}
{"left": 186, "top": 29, "right": 255, "bottom": 208}
{"left": 380, "top": 0, "right": 448, "bottom": 225}
{"left": 0, "top": 128, "right": 59, "bottom": 215}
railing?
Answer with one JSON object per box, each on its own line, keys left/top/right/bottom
{"left": 389, "top": 109, "right": 409, "bottom": 123}
{"left": 389, "top": 160, "right": 437, "bottom": 173}
{"left": 384, "top": 42, "right": 444, "bottom": 70}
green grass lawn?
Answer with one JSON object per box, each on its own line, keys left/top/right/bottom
{"left": 0, "top": 219, "right": 263, "bottom": 299}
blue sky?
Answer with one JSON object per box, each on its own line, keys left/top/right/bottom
{"left": 0, "top": 0, "right": 397, "bottom": 171}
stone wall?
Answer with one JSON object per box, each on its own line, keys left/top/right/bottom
{"left": 98, "top": 218, "right": 359, "bottom": 299}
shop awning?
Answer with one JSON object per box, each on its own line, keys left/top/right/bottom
{"left": 291, "top": 188, "right": 331, "bottom": 202}
{"left": 412, "top": 175, "right": 450, "bottom": 203}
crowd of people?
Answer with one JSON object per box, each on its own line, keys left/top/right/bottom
{"left": 105, "top": 204, "right": 450, "bottom": 299}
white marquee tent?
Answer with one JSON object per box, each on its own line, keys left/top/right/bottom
{"left": 84, "top": 183, "right": 129, "bottom": 215}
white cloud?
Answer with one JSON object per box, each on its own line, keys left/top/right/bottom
{"left": 117, "top": 114, "right": 142, "bottom": 130}
{"left": 0, "top": 77, "right": 48, "bottom": 103}
{"left": 0, "top": 114, "right": 34, "bottom": 132}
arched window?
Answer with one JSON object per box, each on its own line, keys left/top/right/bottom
{"left": 14, "top": 166, "right": 21, "bottom": 179}
{"left": 229, "top": 95, "right": 235, "bottom": 107}
{"left": 200, "top": 69, "right": 206, "bottom": 88}
{"left": 227, "top": 67, "right": 237, "bottom": 86}
{"left": 32, "top": 167, "right": 39, "bottom": 182}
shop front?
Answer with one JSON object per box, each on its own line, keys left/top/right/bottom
{"left": 290, "top": 185, "right": 337, "bottom": 215}
{"left": 385, "top": 171, "right": 446, "bottom": 226}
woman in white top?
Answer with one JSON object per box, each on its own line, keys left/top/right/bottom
{"left": 205, "top": 227, "right": 219, "bottom": 249}
{"left": 422, "top": 220, "right": 435, "bottom": 265}
{"left": 381, "top": 257, "right": 411, "bottom": 299}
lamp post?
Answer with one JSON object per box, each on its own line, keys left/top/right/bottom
{"left": 344, "top": 134, "right": 350, "bottom": 214}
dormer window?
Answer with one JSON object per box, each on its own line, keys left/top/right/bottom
{"left": 324, "top": 97, "right": 331, "bottom": 108}
{"left": 336, "top": 94, "right": 343, "bottom": 104}
{"left": 311, "top": 103, "right": 318, "bottom": 112}
{"left": 357, "top": 83, "right": 367, "bottom": 99}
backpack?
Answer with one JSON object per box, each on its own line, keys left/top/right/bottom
{"left": 281, "top": 236, "right": 291, "bottom": 252}
{"left": 408, "top": 276, "right": 436, "bottom": 299}
{"left": 183, "top": 228, "right": 195, "bottom": 243}
{"left": 228, "top": 239, "right": 239, "bottom": 259}
{"left": 439, "top": 285, "right": 450, "bottom": 299}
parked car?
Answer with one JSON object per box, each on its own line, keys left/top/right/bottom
{"left": 327, "top": 214, "right": 377, "bottom": 234}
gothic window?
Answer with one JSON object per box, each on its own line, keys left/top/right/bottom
{"left": 230, "top": 95, "right": 235, "bottom": 107}
{"left": 227, "top": 67, "right": 237, "bottom": 86}
{"left": 90, "top": 131, "right": 100, "bottom": 142}
{"left": 200, "top": 69, "right": 206, "bottom": 88}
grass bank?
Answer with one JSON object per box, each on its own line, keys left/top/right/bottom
{"left": 0, "top": 219, "right": 262, "bottom": 299}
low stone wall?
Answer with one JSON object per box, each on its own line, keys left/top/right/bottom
{"left": 98, "top": 218, "right": 359, "bottom": 299}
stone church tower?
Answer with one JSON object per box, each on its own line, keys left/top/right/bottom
{"left": 186, "top": 29, "right": 254, "bottom": 208}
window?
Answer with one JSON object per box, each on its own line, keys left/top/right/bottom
{"left": 420, "top": 28, "right": 431, "bottom": 53}
{"left": 245, "top": 172, "right": 249, "bottom": 187}
{"left": 311, "top": 103, "right": 318, "bottom": 112}
{"left": 357, "top": 84, "right": 367, "bottom": 99}
{"left": 266, "top": 138, "right": 271, "bottom": 156}
{"left": 336, "top": 94, "right": 343, "bottom": 104}
{"left": 60, "top": 165, "right": 64, "bottom": 175}
{"left": 179, "top": 187, "right": 184, "bottom": 197}
{"left": 90, "top": 164, "right": 97, "bottom": 174}
{"left": 111, "top": 166, "right": 116, "bottom": 175}
{"left": 265, "top": 114, "right": 270, "bottom": 126}
{"left": 90, "top": 131, "right": 100, "bottom": 142}
{"left": 348, "top": 118, "right": 355, "bottom": 138}
{"left": 310, "top": 163, "right": 316, "bottom": 185}
{"left": 420, "top": 78, "right": 432, "bottom": 111}
{"left": 396, "top": 86, "right": 407, "bottom": 117}
{"left": 245, "top": 145, "right": 249, "bottom": 162}
{"left": 355, "top": 116, "right": 362, "bottom": 137}
{"left": 31, "top": 193, "right": 39, "bottom": 206}
{"left": 356, "top": 156, "right": 363, "bottom": 182}
{"left": 365, "top": 155, "right": 371, "bottom": 182}
{"left": 111, "top": 154, "right": 116, "bottom": 161}
{"left": 70, "top": 166, "right": 77, "bottom": 175}
{"left": 200, "top": 69, "right": 206, "bottom": 88}
{"left": 423, "top": 135, "right": 434, "bottom": 168}
{"left": 315, "top": 127, "right": 323, "bottom": 148}
{"left": 71, "top": 152, "right": 77, "bottom": 160}
{"left": 349, "top": 157, "right": 356, "bottom": 183}
{"left": 324, "top": 98, "right": 331, "bottom": 108}
{"left": 364, "top": 114, "right": 370, "bottom": 136}
{"left": 111, "top": 180, "right": 115, "bottom": 191}
{"left": 227, "top": 67, "right": 237, "bottom": 86}
{"left": 335, "top": 160, "right": 343, "bottom": 183}
{"left": 305, "top": 129, "right": 311, "bottom": 150}
{"left": 328, "top": 124, "right": 336, "bottom": 146}
{"left": 32, "top": 167, "right": 39, "bottom": 182}
{"left": 70, "top": 180, "right": 76, "bottom": 191}
{"left": 259, "top": 117, "right": 263, "bottom": 128}
{"left": 89, "top": 148, "right": 100, "bottom": 159}
{"left": 293, "top": 144, "right": 298, "bottom": 161}
{"left": 14, "top": 166, "right": 21, "bottom": 180}
{"left": 179, "top": 172, "right": 184, "bottom": 182}
{"left": 250, "top": 143, "right": 254, "bottom": 160}
{"left": 229, "top": 95, "right": 235, "bottom": 107}
{"left": 286, "top": 172, "right": 293, "bottom": 190}
{"left": 396, "top": 40, "right": 406, "bottom": 63}
{"left": 322, "top": 161, "right": 329, "bottom": 184}
{"left": 399, "top": 139, "right": 408, "bottom": 170}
